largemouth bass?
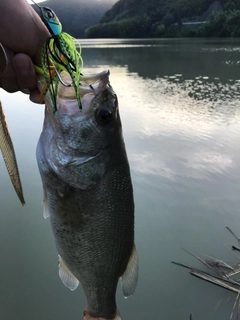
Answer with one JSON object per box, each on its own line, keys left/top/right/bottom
{"left": 36, "top": 70, "right": 138, "bottom": 320}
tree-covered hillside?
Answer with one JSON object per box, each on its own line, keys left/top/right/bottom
{"left": 85, "top": 0, "right": 240, "bottom": 38}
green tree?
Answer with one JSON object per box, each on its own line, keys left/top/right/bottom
{"left": 162, "top": 13, "right": 175, "bottom": 27}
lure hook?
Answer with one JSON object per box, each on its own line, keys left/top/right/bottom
{"left": 31, "top": 0, "right": 83, "bottom": 111}
{"left": 55, "top": 69, "right": 73, "bottom": 87}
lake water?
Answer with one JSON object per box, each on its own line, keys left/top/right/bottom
{"left": 0, "top": 38, "right": 240, "bottom": 320}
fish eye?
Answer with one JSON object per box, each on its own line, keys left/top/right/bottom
{"left": 45, "top": 9, "right": 54, "bottom": 19}
{"left": 96, "top": 108, "right": 113, "bottom": 125}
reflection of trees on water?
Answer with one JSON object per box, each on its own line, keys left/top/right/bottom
{"left": 82, "top": 39, "right": 240, "bottom": 118}
{"left": 83, "top": 42, "right": 240, "bottom": 81}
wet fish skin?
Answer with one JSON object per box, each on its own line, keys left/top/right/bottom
{"left": 36, "top": 72, "right": 138, "bottom": 320}
{"left": 0, "top": 101, "right": 25, "bottom": 205}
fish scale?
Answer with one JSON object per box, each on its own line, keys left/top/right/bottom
{"left": 51, "top": 169, "right": 133, "bottom": 316}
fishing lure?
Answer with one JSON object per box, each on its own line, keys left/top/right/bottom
{"left": 31, "top": 0, "right": 83, "bottom": 113}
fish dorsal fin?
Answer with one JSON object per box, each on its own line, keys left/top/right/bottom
{"left": 43, "top": 188, "right": 49, "bottom": 219}
{"left": 120, "top": 244, "right": 138, "bottom": 298}
{"left": 58, "top": 255, "right": 79, "bottom": 291}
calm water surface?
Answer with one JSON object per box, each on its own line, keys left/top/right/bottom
{"left": 1, "top": 38, "right": 240, "bottom": 320}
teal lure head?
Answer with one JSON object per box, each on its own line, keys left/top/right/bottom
{"left": 39, "top": 6, "right": 62, "bottom": 35}
{"left": 31, "top": 1, "right": 62, "bottom": 35}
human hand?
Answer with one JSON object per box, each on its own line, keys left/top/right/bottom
{"left": 0, "top": 0, "right": 50, "bottom": 103}
{"left": 0, "top": 47, "right": 41, "bottom": 103}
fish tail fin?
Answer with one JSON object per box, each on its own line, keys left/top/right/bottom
{"left": 83, "top": 310, "right": 121, "bottom": 320}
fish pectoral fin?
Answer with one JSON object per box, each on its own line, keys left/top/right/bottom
{"left": 120, "top": 244, "right": 138, "bottom": 298}
{"left": 58, "top": 255, "right": 79, "bottom": 291}
{"left": 42, "top": 188, "right": 49, "bottom": 219}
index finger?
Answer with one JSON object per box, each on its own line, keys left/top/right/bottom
{"left": 13, "top": 53, "right": 38, "bottom": 93}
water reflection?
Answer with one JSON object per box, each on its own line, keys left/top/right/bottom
{"left": 82, "top": 40, "right": 240, "bottom": 319}
{"left": 82, "top": 38, "right": 240, "bottom": 81}
{"left": 1, "top": 39, "right": 240, "bottom": 320}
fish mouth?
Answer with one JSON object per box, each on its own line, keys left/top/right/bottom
{"left": 38, "top": 69, "right": 111, "bottom": 115}
{"left": 58, "top": 69, "right": 110, "bottom": 99}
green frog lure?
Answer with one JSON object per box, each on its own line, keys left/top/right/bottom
{"left": 32, "top": 1, "right": 83, "bottom": 113}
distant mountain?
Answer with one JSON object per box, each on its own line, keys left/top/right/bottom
{"left": 32, "top": 0, "right": 240, "bottom": 38}
{"left": 85, "top": 0, "right": 240, "bottom": 38}
{"left": 31, "top": 0, "right": 118, "bottom": 37}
